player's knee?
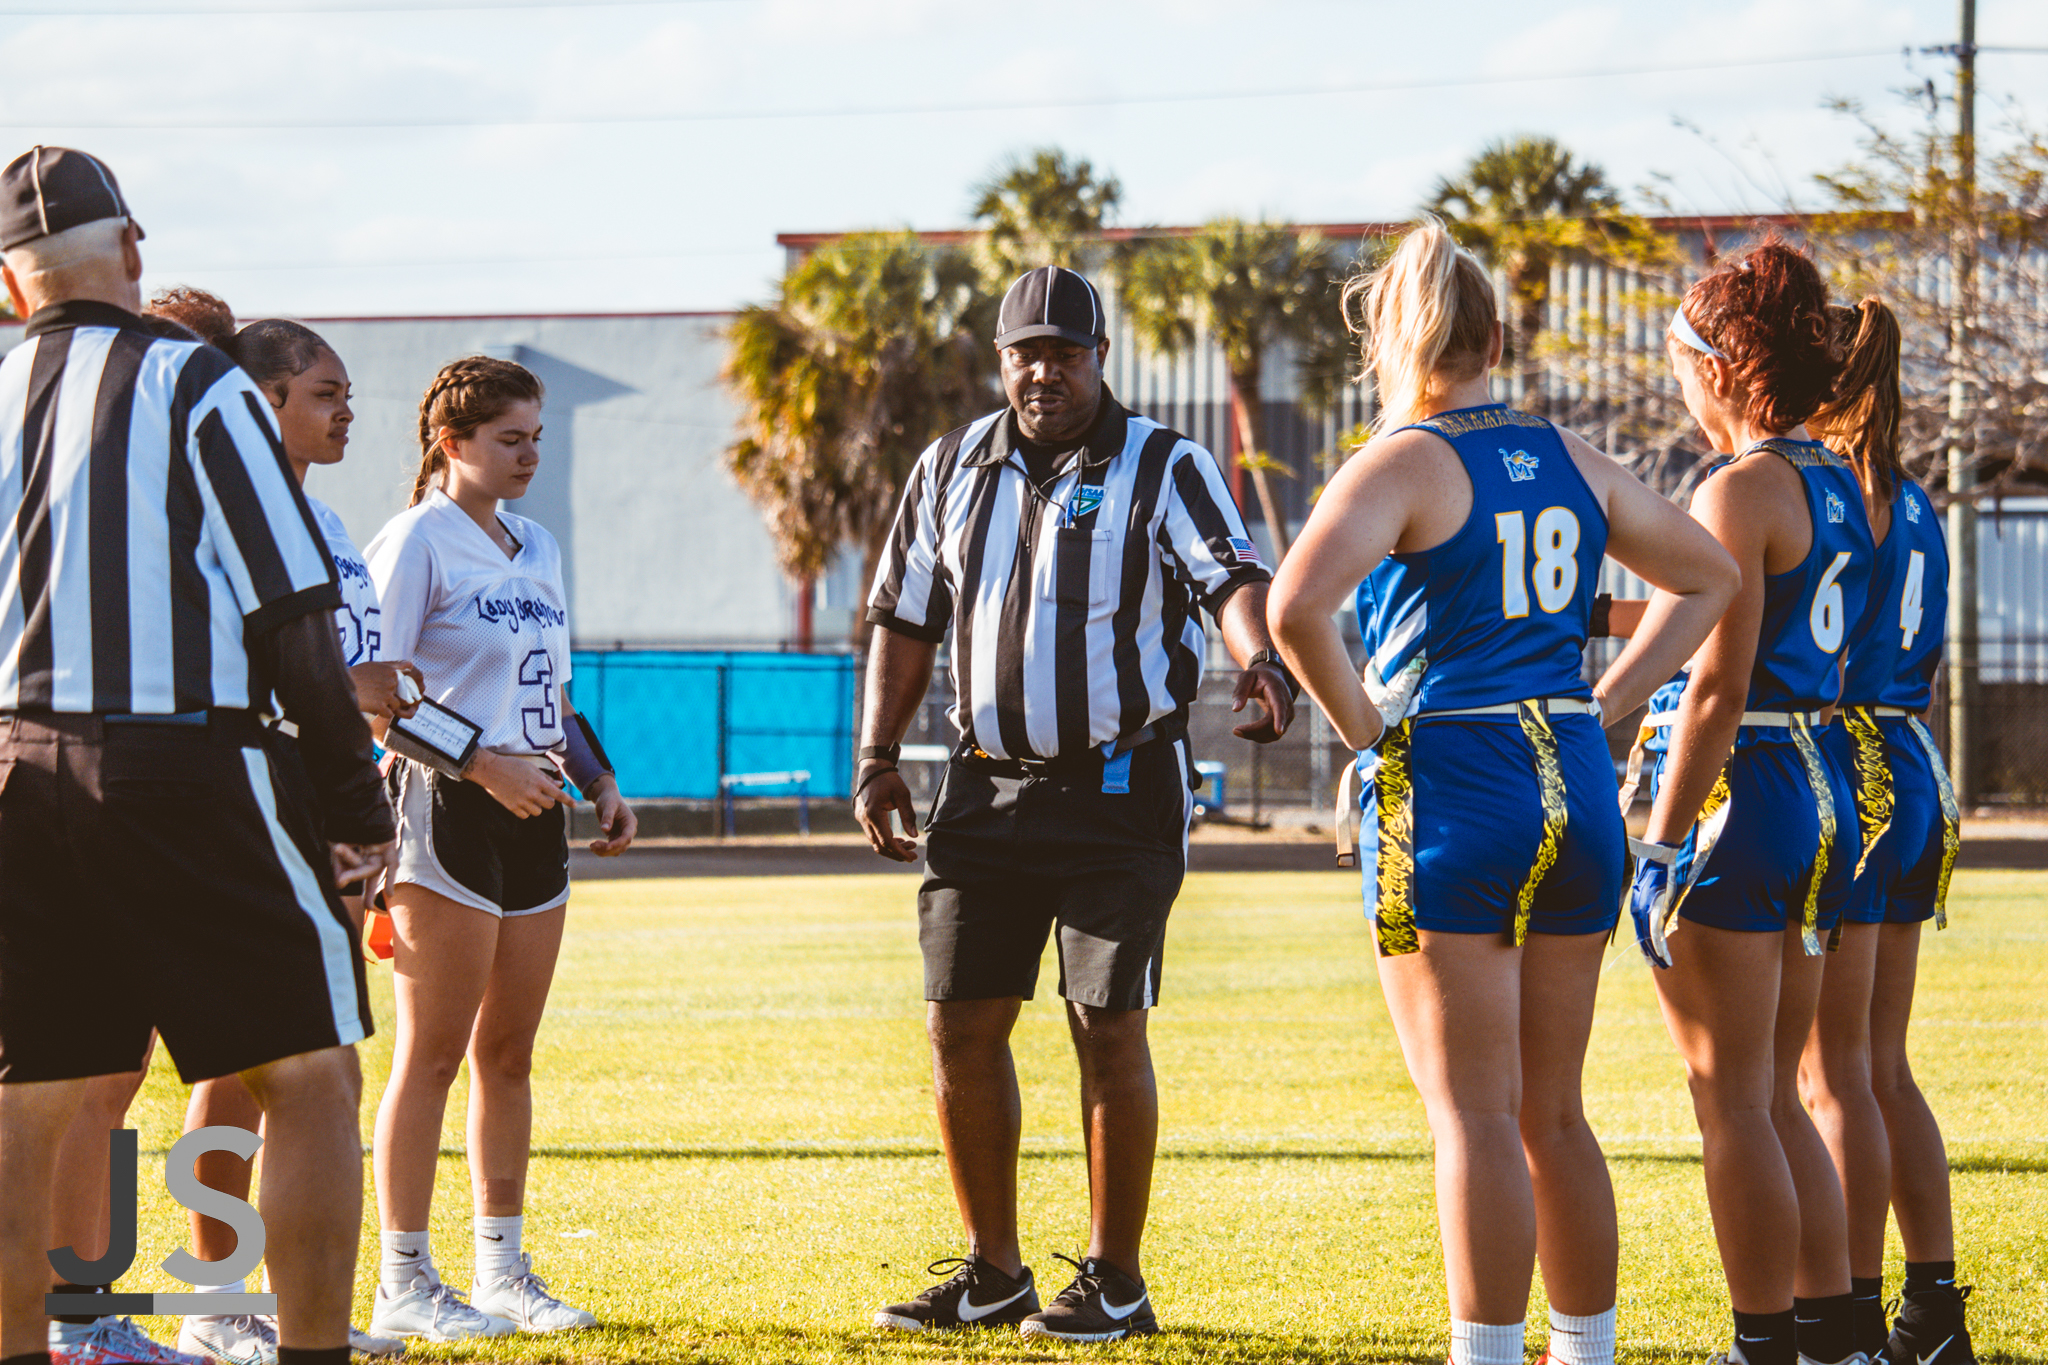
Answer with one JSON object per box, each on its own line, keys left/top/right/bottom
{"left": 469, "top": 1036, "right": 534, "bottom": 1087}
{"left": 1517, "top": 1095, "right": 1587, "bottom": 1148}
{"left": 243, "top": 1044, "right": 361, "bottom": 1112}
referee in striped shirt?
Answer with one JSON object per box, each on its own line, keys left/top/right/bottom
{"left": 0, "top": 147, "right": 391, "bottom": 1365}
{"left": 859, "top": 266, "right": 1295, "bottom": 1342}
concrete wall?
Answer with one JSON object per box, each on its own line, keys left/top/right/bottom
{"left": 1, "top": 309, "right": 802, "bottom": 648}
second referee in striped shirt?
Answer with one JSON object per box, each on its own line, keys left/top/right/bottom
{"left": 859, "top": 266, "right": 1296, "bottom": 1342}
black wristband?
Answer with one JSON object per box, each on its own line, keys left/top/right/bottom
{"left": 854, "top": 764, "right": 898, "bottom": 799}
{"left": 1590, "top": 592, "right": 1614, "bottom": 638}
{"left": 859, "top": 743, "right": 901, "bottom": 764}
{"left": 1245, "top": 648, "right": 1301, "bottom": 701}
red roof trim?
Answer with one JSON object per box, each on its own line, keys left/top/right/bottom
{"left": 296, "top": 309, "right": 734, "bottom": 323}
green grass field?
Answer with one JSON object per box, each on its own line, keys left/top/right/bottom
{"left": 112, "top": 868, "right": 2047, "bottom": 1364}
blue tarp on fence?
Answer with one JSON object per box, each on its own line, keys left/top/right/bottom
{"left": 568, "top": 650, "right": 858, "bottom": 800}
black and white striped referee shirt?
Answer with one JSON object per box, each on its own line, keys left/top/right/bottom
{"left": 867, "top": 391, "right": 1270, "bottom": 761}
{"left": 0, "top": 300, "right": 341, "bottom": 713}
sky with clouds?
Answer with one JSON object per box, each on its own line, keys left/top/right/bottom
{"left": 2, "top": 0, "right": 2042, "bottom": 318}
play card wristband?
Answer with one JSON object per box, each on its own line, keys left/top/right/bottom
{"left": 384, "top": 697, "right": 484, "bottom": 780}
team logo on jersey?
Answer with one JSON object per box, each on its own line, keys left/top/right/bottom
{"left": 474, "top": 593, "right": 568, "bottom": 634}
{"left": 1904, "top": 491, "right": 1922, "bottom": 523}
{"left": 1226, "top": 536, "right": 1262, "bottom": 567}
{"left": 1071, "top": 484, "right": 1105, "bottom": 518}
{"left": 1501, "top": 448, "right": 1540, "bottom": 482}
{"left": 1827, "top": 491, "right": 1847, "bottom": 524}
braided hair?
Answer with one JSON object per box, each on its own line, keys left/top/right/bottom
{"left": 411, "top": 355, "right": 545, "bottom": 506}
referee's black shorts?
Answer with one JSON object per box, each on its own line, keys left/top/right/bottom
{"left": 919, "top": 734, "right": 1193, "bottom": 1010}
{"left": 0, "top": 711, "right": 372, "bottom": 1084}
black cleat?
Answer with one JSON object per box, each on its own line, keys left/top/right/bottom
{"left": 1887, "top": 1285, "right": 1975, "bottom": 1365}
{"left": 1019, "top": 1255, "right": 1158, "bottom": 1342}
{"left": 1854, "top": 1291, "right": 1892, "bottom": 1364}
{"left": 872, "top": 1255, "right": 1038, "bottom": 1332}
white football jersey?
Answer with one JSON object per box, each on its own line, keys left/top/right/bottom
{"left": 308, "top": 495, "right": 382, "bottom": 666}
{"left": 366, "top": 489, "right": 571, "bottom": 757}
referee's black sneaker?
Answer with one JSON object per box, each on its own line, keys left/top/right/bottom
{"left": 1887, "top": 1285, "right": 1975, "bottom": 1365}
{"left": 1019, "top": 1255, "right": 1158, "bottom": 1342}
{"left": 872, "top": 1255, "right": 1038, "bottom": 1332}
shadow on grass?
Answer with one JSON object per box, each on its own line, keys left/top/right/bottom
{"left": 508, "top": 1146, "right": 1437, "bottom": 1163}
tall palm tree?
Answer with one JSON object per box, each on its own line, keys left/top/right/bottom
{"left": 970, "top": 147, "right": 1122, "bottom": 288}
{"left": 723, "top": 231, "right": 995, "bottom": 642}
{"left": 1119, "top": 219, "right": 1342, "bottom": 561}
{"left": 1429, "top": 136, "right": 1662, "bottom": 409}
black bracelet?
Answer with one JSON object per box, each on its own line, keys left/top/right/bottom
{"left": 1590, "top": 592, "right": 1614, "bottom": 639}
{"left": 854, "top": 764, "right": 899, "bottom": 799}
{"left": 1245, "top": 648, "right": 1301, "bottom": 701}
{"left": 859, "top": 743, "right": 901, "bottom": 764}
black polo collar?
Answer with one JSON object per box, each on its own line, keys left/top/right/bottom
{"left": 23, "top": 298, "right": 145, "bottom": 339}
{"left": 967, "top": 386, "right": 1130, "bottom": 471}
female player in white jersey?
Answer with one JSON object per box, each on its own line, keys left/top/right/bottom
{"left": 1268, "top": 220, "right": 1737, "bottom": 1365}
{"left": 1800, "top": 300, "right": 1978, "bottom": 1364}
{"left": 144, "top": 288, "right": 419, "bottom": 1363}
{"left": 1627, "top": 241, "right": 1872, "bottom": 1365}
{"left": 366, "top": 355, "right": 636, "bottom": 1343}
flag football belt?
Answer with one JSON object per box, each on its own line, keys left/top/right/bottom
{"left": 1333, "top": 696, "right": 1600, "bottom": 868}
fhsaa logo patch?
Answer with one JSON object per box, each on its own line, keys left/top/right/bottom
{"left": 1071, "top": 484, "right": 1105, "bottom": 518}
{"left": 1826, "top": 491, "right": 1847, "bottom": 524}
{"left": 1501, "top": 448, "right": 1539, "bottom": 482}
{"left": 1904, "top": 491, "right": 1922, "bottom": 523}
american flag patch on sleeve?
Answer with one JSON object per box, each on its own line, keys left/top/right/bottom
{"left": 1226, "top": 536, "right": 1262, "bottom": 567}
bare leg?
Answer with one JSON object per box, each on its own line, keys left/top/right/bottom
{"left": 466, "top": 907, "right": 567, "bottom": 1220}
{"left": 239, "top": 1046, "right": 362, "bottom": 1353}
{"left": 186, "top": 1076, "right": 265, "bottom": 1266}
{"left": 1065, "top": 1003, "right": 1156, "bottom": 1277}
{"left": 1377, "top": 930, "right": 1531, "bottom": 1326}
{"left": 1652, "top": 921, "right": 1797, "bottom": 1313}
{"left": 374, "top": 886, "right": 499, "bottom": 1232}
{"left": 1518, "top": 932, "right": 1617, "bottom": 1318}
{"left": 927, "top": 998, "right": 1025, "bottom": 1278}
{"left": 1, "top": 1078, "right": 88, "bottom": 1358}
{"left": 1869, "top": 922, "right": 1952, "bottom": 1261}
{"left": 1772, "top": 929, "right": 1850, "bottom": 1300}
{"left": 1799, "top": 920, "right": 1888, "bottom": 1280}
{"left": 49, "top": 1065, "right": 150, "bottom": 1269}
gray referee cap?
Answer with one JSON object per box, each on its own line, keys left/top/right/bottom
{"left": 1, "top": 146, "right": 144, "bottom": 252}
{"left": 995, "top": 266, "right": 1105, "bottom": 349}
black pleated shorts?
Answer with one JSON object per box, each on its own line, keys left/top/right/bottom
{"left": 918, "top": 736, "right": 1192, "bottom": 1010}
{"left": 0, "top": 713, "right": 373, "bottom": 1084}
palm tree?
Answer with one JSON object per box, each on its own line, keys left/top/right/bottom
{"left": 723, "top": 231, "right": 996, "bottom": 643}
{"left": 1119, "top": 219, "right": 1343, "bottom": 561}
{"left": 970, "top": 147, "right": 1122, "bottom": 288}
{"left": 1428, "top": 136, "right": 1663, "bottom": 409}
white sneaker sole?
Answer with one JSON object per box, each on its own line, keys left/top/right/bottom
{"left": 367, "top": 1316, "right": 514, "bottom": 1343}
{"left": 872, "top": 1313, "right": 931, "bottom": 1332}
{"left": 1019, "top": 1319, "right": 1145, "bottom": 1342}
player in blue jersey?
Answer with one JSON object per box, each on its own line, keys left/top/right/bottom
{"left": 1627, "top": 240, "right": 1874, "bottom": 1365}
{"left": 1270, "top": 218, "right": 1737, "bottom": 1365}
{"left": 1798, "top": 300, "right": 1976, "bottom": 1365}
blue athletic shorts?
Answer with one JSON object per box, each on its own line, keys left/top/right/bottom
{"left": 1645, "top": 730, "right": 1857, "bottom": 937}
{"left": 1360, "top": 711, "right": 1624, "bottom": 951}
{"left": 1823, "top": 712, "right": 1957, "bottom": 926}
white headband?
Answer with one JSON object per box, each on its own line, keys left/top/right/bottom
{"left": 1670, "top": 307, "right": 1727, "bottom": 360}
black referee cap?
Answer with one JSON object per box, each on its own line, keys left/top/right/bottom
{"left": 1, "top": 146, "right": 144, "bottom": 252}
{"left": 995, "top": 266, "right": 1105, "bottom": 349}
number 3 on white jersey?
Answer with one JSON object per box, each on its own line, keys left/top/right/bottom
{"left": 1810, "top": 550, "right": 1853, "bottom": 653}
{"left": 1899, "top": 550, "right": 1926, "bottom": 650}
{"left": 1496, "top": 507, "right": 1581, "bottom": 619}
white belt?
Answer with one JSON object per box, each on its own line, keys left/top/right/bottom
{"left": 1864, "top": 706, "right": 1917, "bottom": 718}
{"left": 1422, "top": 697, "right": 1602, "bottom": 721}
{"left": 1641, "top": 709, "right": 1824, "bottom": 730}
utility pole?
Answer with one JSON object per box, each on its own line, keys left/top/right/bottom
{"left": 1941, "top": 0, "right": 1979, "bottom": 805}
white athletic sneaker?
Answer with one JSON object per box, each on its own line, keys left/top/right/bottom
{"left": 176, "top": 1313, "right": 275, "bottom": 1365}
{"left": 52, "top": 1315, "right": 208, "bottom": 1365}
{"left": 347, "top": 1323, "right": 408, "bottom": 1357}
{"left": 470, "top": 1253, "right": 597, "bottom": 1332}
{"left": 370, "top": 1271, "right": 514, "bottom": 1342}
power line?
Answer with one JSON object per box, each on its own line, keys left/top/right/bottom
{"left": 0, "top": 48, "right": 1920, "bottom": 132}
{"left": 0, "top": 1, "right": 727, "bottom": 12}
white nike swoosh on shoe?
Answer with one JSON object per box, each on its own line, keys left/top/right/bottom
{"left": 957, "top": 1285, "right": 1031, "bottom": 1322}
{"left": 1101, "top": 1292, "right": 1147, "bottom": 1320}
{"left": 1919, "top": 1335, "right": 1956, "bottom": 1365}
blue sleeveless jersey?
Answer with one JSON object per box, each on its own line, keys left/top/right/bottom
{"left": 1356, "top": 406, "right": 1605, "bottom": 713}
{"left": 1722, "top": 439, "right": 1874, "bottom": 713}
{"left": 1841, "top": 478, "right": 1947, "bottom": 711}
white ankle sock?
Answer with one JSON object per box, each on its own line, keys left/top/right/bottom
{"left": 1451, "top": 1318, "right": 1526, "bottom": 1365}
{"left": 197, "top": 1279, "right": 247, "bottom": 1297}
{"left": 1547, "top": 1306, "right": 1617, "bottom": 1365}
{"left": 473, "top": 1214, "right": 524, "bottom": 1286}
{"left": 379, "top": 1230, "right": 434, "bottom": 1297}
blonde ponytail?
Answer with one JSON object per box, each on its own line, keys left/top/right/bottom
{"left": 1342, "top": 215, "right": 1497, "bottom": 433}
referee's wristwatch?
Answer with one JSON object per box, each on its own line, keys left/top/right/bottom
{"left": 1245, "top": 649, "right": 1301, "bottom": 701}
{"left": 858, "top": 744, "right": 901, "bottom": 766}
